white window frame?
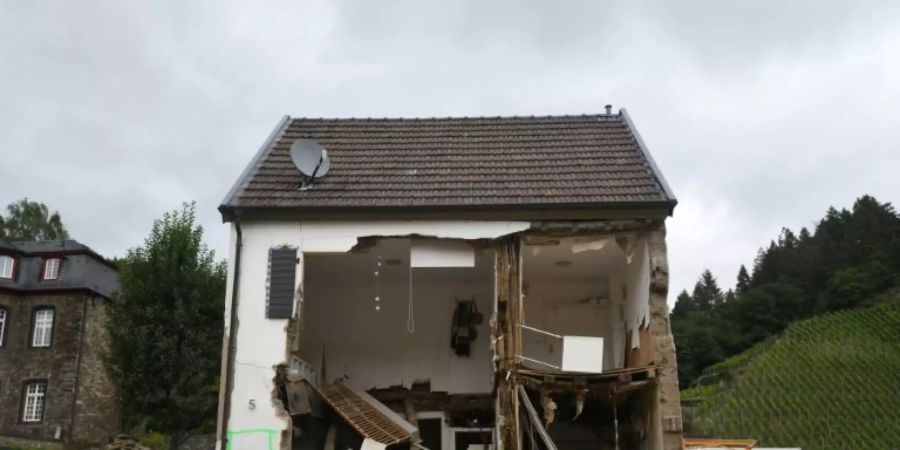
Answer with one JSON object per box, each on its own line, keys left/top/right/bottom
{"left": 42, "top": 258, "right": 61, "bottom": 280}
{"left": 22, "top": 381, "right": 47, "bottom": 423}
{"left": 32, "top": 308, "right": 54, "bottom": 348}
{"left": 0, "top": 255, "right": 14, "bottom": 279}
{"left": 0, "top": 307, "right": 7, "bottom": 347}
{"left": 450, "top": 427, "right": 494, "bottom": 450}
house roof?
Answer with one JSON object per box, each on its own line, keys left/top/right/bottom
{"left": 13, "top": 239, "right": 91, "bottom": 253}
{"left": 0, "top": 239, "right": 119, "bottom": 298}
{"left": 220, "top": 109, "right": 676, "bottom": 220}
{"left": 4, "top": 239, "right": 116, "bottom": 269}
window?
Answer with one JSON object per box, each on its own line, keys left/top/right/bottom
{"left": 42, "top": 258, "right": 61, "bottom": 280}
{"left": 22, "top": 381, "right": 47, "bottom": 423}
{"left": 0, "top": 307, "right": 6, "bottom": 347}
{"left": 267, "top": 247, "right": 298, "bottom": 319}
{"left": 31, "top": 308, "right": 54, "bottom": 348}
{"left": 0, "top": 255, "right": 14, "bottom": 279}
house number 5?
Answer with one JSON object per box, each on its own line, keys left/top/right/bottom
{"left": 249, "top": 399, "right": 256, "bottom": 410}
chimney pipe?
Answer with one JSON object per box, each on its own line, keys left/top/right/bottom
{"left": 605, "top": 104, "right": 613, "bottom": 115}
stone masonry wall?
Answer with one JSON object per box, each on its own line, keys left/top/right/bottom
{"left": 0, "top": 292, "right": 120, "bottom": 449}
{"left": 71, "top": 297, "right": 120, "bottom": 449}
{"left": 647, "top": 224, "right": 684, "bottom": 450}
{"left": 0, "top": 292, "right": 84, "bottom": 445}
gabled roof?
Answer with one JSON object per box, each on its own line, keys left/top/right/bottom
{"left": 220, "top": 109, "right": 676, "bottom": 220}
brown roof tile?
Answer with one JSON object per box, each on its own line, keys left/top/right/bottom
{"left": 221, "top": 111, "right": 675, "bottom": 217}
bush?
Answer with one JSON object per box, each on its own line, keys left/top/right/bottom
{"left": 138, "top": 431, "right": 167, "bottom": 450}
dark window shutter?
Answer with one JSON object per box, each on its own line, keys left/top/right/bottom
{"left": 267, "top": 247, "right": 298, "bottom": 319}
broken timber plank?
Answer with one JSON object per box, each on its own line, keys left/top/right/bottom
{"left": 314, "top": 383, "right": 418, "bottom": 446}
{"left": 517, "top": 386, "right": 558, "bottom": 450}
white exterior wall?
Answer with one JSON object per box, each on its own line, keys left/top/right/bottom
{"left": 225, "top": 222, "right": 303, "bottom": 450}
{"left": 219, "top": 220, "right": 529, "bottom": 450}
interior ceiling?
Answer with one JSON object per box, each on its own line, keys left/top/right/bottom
{"left": 523, "top": 237, "right": 628, "bottom": 282}
{"left": 305, "top": 236, "right": 630, "bottom": 285}
{"left": 304, "top": 238, "right": 494, "bottom": 285}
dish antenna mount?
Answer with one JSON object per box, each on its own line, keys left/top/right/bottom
{"left": 289, "top": 139, "right": 330, "bottom": 190}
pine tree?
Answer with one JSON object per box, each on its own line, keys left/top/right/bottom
{"left": 736, "top": 265, "right": 751, "bottom": 294}
{"left": 671, "top": 289, "right": 694, "bottom": 318}
{"left": 692, "top": 269, "right": 724, "bottom": 309}
{"left": 724, "top": 289, "right": 736, "bottom": 303}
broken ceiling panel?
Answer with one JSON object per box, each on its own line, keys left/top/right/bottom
{"left": 411, "top": 240, "right": 475, "bottom": 268}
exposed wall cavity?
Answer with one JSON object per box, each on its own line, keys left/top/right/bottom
{"left": 520, "top": 234, "right": 652, "bottom": 372}
{"left": 298, "top": 238, "right": 495, "bottom": 393}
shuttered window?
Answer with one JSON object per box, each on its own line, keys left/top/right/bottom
{"left": 267, "top": 247, "right": 298, "bottom": 319}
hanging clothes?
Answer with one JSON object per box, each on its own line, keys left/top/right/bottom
{"left": 451, "top": 298, "right": 483, "bottom": 356}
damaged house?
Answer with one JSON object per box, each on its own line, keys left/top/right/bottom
{"left": 216, "top": 110, "right": 682, "bottom": 450}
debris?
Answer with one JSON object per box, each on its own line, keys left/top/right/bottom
{"left": 87, "top": 435, "right": 150, "bottom": 450}
{"left": 573, "top": 388, "right": 589, "bottom": 420}
{"left": 539, "top": 389, "right": 557, "bottom": 427}
{"left": 314, "top": 382, "right": 418, "bottom": 445}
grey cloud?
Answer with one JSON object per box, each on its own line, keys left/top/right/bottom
{"left": 2, "top": 0, "right": 898, "bottom": 299}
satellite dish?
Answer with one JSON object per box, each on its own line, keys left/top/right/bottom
{"left": 289, "top": 139, "right": 330, "bottom": 189}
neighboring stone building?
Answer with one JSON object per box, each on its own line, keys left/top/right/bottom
{"left": 0, "top": 239, "right": 120, "bottom": 449}
{"left": 217, "top": 110, "right": 683, "bottom": 450}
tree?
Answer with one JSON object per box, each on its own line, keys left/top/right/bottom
{"left": 736, "top": 265, "right": 751, "bottom": 294}
{"left": 671, "top": 289, "right": 694, "bottom": 319}
{"left": 105, "top": 203, "right": 225, "bottom": 448}
{"left": 670, "top": 194, "right": 900, "bottom": 387}
{"left": 0, "top": 198, "right": 69, "bottom": 240}
{"left": 724, "top": 289, "right": 736, "bottom": 303}
{"left": 692, "top": 269, "right": 724, "bottom": 310}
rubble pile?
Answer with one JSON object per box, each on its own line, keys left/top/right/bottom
{"left": 87, "top": 434, "right": 151, "bottom": 450}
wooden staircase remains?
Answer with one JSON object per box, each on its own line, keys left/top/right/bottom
{"left": 314, "top": 382, "right": 419, "bottom": 446}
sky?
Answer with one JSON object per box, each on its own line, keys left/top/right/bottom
{"left": 2, "top": 0, "right": 899, "bottom": 300}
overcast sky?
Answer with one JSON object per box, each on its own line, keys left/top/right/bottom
{"left": 2, "top": 1, "right": 899, "bottom": 300}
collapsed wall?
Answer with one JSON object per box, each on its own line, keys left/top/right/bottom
{"left": 217, "top": 219, "right": 683, "bottom": 450}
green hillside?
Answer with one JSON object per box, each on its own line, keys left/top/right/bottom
{"left": 681, "top": 297, "right": 900, "bottom": 449}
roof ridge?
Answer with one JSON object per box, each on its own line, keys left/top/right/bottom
{"left": 289, "top": 113, "right": 619, "bottom": 122}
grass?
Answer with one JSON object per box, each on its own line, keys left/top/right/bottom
{"left": 681, "top": 297, "right": 900, "bottom": 449}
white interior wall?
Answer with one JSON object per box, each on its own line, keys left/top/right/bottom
{"left": 299, "top": 245, "right": 495, "bottom": 394}
{"left": 522, "top": 280, "right": 615, "bottom": 370}
{"left": 520, "top": 235, "right": 651, "bottom": 372}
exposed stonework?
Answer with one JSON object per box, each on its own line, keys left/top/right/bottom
{"left": 0, "top": 292, "right": 120, "bottom": 449}
{"left": 528, "top": 218, "right": 664, "bottom": 235}
{"left": 0, "top": 433, "right": 64, "bottom": 449}
{"left": 646, "top": 224, "right": 684, "bottom": 450}
{"left": 71, "top": 298, "right": 120, "bottom": 448}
